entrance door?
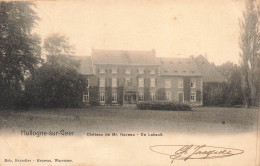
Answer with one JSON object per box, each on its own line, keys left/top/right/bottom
{"left": 178, "top": 93, "right": 184, "bottom": 103}
{"left": 124, "top": 92, "right": 136, "bottom": 104}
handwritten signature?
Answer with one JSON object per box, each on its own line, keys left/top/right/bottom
{"left": 150, "top": 144, "right": 244, "bottom": 163}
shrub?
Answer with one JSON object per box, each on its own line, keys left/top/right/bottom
{"left": 136, "top": 101, "right": 192, "bottom": 111}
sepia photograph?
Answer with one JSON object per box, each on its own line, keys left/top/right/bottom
{"left": 0, "top": 0, "right": 259, "bottom": 165}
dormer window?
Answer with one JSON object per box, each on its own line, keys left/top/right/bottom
{"left": 99, "top": 69, "right": 105, "bottom": 73}
{"left": 150, "top": 69, "right": 156, "bottom": 74}
{"left": 112, "top": 68, "right": 117, "bottom": 74}
{"left": 138, "top": 68, "right": 145, "bottom": 74}
{"left": 125, "top": 69, "right": 131, "bottom": 74}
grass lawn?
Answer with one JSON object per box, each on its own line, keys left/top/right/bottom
{"left": 0, "top": 106, "right": 258, "bottom": 134}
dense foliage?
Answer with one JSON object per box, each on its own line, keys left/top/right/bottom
{"left": 136, "top": 101, "right": 191, "bottom": 111}
{"left": 204, "top": 62, "right": 244, "bottom": 106}
{"left": 43, "top": 33, "right": 79, "bottom": 69}
{"left": 239, "top": 0, "right": 260, "bottom": 107}
{"left": 23, "top": 64, "right": 86, "bottom": 108}
{"left": 0, "top": 2, "right": 41, "bottom": 107}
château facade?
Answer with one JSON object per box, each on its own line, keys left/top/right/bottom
{"left": 77, "top": 49, "right": 203, "bottom": 106}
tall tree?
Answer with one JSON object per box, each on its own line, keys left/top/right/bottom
{"left": 24, "top": 64, "right": 86, "bottom": 108}
{"left": 239, "top": 0, "right": 260, "bottom": 107}
{"left": 0, "top": 2, "right": 41, "bottom": 107}
{"left": 216, "top": 62, "right": 244, "bottom": 106}
{"left": 43, "top": 33, "right": 79, "bottom": 69}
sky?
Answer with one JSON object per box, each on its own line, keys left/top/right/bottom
{"left": 34, "top": 0, "right": 245, "bottom": 65}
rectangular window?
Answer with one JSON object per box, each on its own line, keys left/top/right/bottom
{"left": 86, "top": 79, "right": 89, "bottom": 88}
{"left": 138, "top": 68, "right": 145, "bottom": 74}
{"left": 112, "top": 91, "right": 117, "bottom": 102}
{"left": 99, "top": 77, "right": 105, "bottom": 87}
{"left": 178, "top": 78, "right": 183, "bottom": 88}
{"left": 150, "top": 69, "right": 156, "bottom": 74}
{"left": 99, "top": 69, "right": 105, "bottom": 73}
{"left": 125, "top": 69, "right": 131, "bottom": 74}
{"left": 150, "top": 91, "right": 156, "bottom": 101}
{"left": 190, "top": 92, "right": 196, "bottom": 102}
{"left": 150, "top": 78, "right": 156, "bottom": 87}
{"left": 112, "top": 78, "right": 117, "bottom": 87}
{"left": 138, "top": 78, "right": 144, "bottom": 87}
{"left": 112, "top": 68, "right": 117, "bottom": 74}
{"left": 165, "top": 80, "right": 171, "bottom": 88}
{"left": 83, "top": 92, "right": 89, "bottom": 102}
{"left": 138, "top": 91, "right": 144, "bottom": 101}
{"left": 191, "top": 79, "right": 196, "bottom": 88}
{"left": 166, "top": 91, "right": 171, "bottom": 100}
{"left": 125, "top": 78, "right": 131, "bottom": 86}
{"left": 100, "top": 91, "right": 105, "bottom": 103}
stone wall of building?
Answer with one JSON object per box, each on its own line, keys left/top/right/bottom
{"left": 81, "top": 56, "right": 203, "bottom": 106}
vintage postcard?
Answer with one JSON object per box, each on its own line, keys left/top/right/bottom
{"left": 0, "top": 0, "right": 259, "bottom": 165}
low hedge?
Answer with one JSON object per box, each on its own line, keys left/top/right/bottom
{"left": 136, "top": 101, "right": 192, "bottom": 111}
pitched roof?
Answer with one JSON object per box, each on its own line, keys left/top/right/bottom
{"left": 73, "top": 56, "right": 94, "bottom": 75}
{"left": 193, "top": 55, "right": 226, "bottom": 82}
{"left": 92, "top": 49, "right": 159, "bottom": 65}
{"left": 159, "top": 57, "right": 202, "bottom": 76}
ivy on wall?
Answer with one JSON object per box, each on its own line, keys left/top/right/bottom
{"left": 89, "top": 86, "right": 99, "bottom": 106}
{"left": 183, "top": 77, "right": 191, "bottom": 101}
{"left": 157, "top": 88, "right": 166, "bottom": 100}
{"left": 144, "top": 87, "right": 150, "bottom": 101}
{"left": 144, "top": 78, "right": 150, "bottom": 101}
{"left": 105, "top": 86, "right": 112, "bottom": 105}
{"left": 117, "top": 86, "right": 124, "bottom": 105}
{"left": 196, "top": 90, "right": 201, "bottom": 102}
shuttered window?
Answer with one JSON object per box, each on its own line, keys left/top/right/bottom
{"left": 190, "top": 92, "right": 196, "bottom": 102}
{"left": 112, "top": 91, "right": 117, "bottom": 102}
{"left": 99, "top": 77, "right": 105, "bottom": 87}
{"left": 150, "top": 78, "right": 156, "bottom": 87}
{"left": 112, "top": 78, "right": 117, "bottom": 87}
{"left": 138, "top": 78, "right": 144, "bottom": 87}
{"left": 178, "top": 78, "right": 183, "bottom": 88}
{"left": 150, "top": 91, "right": 156, "bottom": 101}
{"left": 191, "top": 79, "right": 196, "bottom": 88}
{"left": 100, "top": 91, "right": 105, "bottom": 102}
{"left": 138, "top": 91, "right": 144, "bottom": 101}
